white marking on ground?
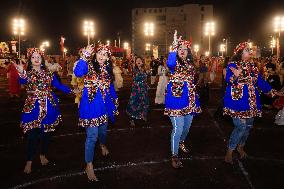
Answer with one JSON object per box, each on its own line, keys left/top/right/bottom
{"left": 208, "top": 108, "right": 255, "bottom": 189}
{"left": 237, "top": 160, "right": 255, "bottom": 189}
{"left": 9, "top": 155, "right": 224, "bottom": 189}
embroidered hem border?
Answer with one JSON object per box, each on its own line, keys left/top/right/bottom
{"left": 21, "top": 115, "right": 62, "bottom": 134}
{"left": 114, "top": 98, "right": 119, "bottom": 109}
{"left": 78, "top": 114, "right": 108, "bottom": 127}
{"left": 78, "top": 108, "right": 119, "bottom": 127}
{"left": 113, "top": 110, "right": 119, "bottom": 116}
{"left": 164, "top": 106, "right": 202, "bottom": 116}
{"left": 223, "top": 107, "right": 261, "bottom": 119}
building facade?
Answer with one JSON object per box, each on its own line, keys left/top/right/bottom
{"left": 132, "top": 4, "right": 213, "bottom": 57}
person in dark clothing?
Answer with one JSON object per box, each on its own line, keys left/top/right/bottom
{"left": 150, "top": 56, "right": 158, "bottom": 85}
{"left": 122, "top": 59, "right": 129, "bottom": 75}
{"left": 262, "top": 55, "right": 281, "bottom": 108}
{"left": 214, "top": 56, "right": 230, "bottom": 119}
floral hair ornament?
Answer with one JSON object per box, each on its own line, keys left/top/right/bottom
{"left": 172, "top": 35, "right": 192, "bottom": 51}
{"left": 178, "top": 38, "right": 192, "bottom": 49}
{"left": 96, "top": 44, "right": 112, "bottom": 56}
{"left": 27, "top": 48, "right": 45, "bottom": 57}
{"left": 234, "top": 42, "right": 252, "bottom": 55}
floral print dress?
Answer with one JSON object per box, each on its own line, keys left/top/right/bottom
{"left": 126, "top": 68, "right": 149, "bottom": 120}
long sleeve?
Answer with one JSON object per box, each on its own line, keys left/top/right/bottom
{"left": 167, "top": 52, "right": 177, "bottom": 73}
{"left": 74, "top": 58, "right": 88, "bottom": 77}
{"left": 19, "top": 77, "right": 27, "bottom": 84}
{"left": 225, "top": 63, "right": 238, "bottom": 85}
{"left": 256, "top": 74, "right": 273, "bottom": 94}
{"left": 51, "top": 74, "right": 71, "bottom": 94}
{"left": 18, "top": 70, "right": 28, "bottom": 84}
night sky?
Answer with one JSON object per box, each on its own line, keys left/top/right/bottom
{"left": 0, "top": 0, "right": 284, "bottom": 54}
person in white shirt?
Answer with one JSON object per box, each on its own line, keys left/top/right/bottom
{"left": 155, "top": 58, "right": 168, "bottom": 104}
{"left": 45, "top": 57, "right": 62, "bottom": 82}
{"left": 112, "top": 56, "right": 123, "bottom": 91}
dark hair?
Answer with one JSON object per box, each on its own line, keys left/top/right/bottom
{"left": 27, "top": 54, "right": 47, "bottom": 71}
{"left": 231, "top": 52, "right": 242, "bottom": 62}
{"left": 223, "top": 56, "right": 230, "bottom": 69}
{"left": 134, "top": 56, "right": 145, "bottom": 71}
{"left": 91, "top": 53, "right": 114, "bottom": 82}
{"left": 176, "top": 47, "right": 194, "bottom": 64}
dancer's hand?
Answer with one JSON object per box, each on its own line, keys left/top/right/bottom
{"left": 85, "top": 44, "right": 94, "bottom": 54}
{"left": 229, "top": 67, "right": 240, "bottom": 77}
{"left": 13, "top": 60, "right": 24, "bottom": 74}
{"left": 82, "top": 44, "right": 95, "bottom": 60}
{"left": 173, "top": 30, "right": 177, "bottom": 43}
{"left": 172, "top": 30, "right": 178, "bottom": 51}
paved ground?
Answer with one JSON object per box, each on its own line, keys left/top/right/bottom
{"left": 0, "top": 73, "right": 283, "bottom": 189}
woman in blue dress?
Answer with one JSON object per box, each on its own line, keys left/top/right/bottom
{"left": 14, "top": 49, "right": 73, "bottom": 174}
{"left": 165, "top": 31, "right": 201, "bottom": 168}
{"left": 74, "top": 44, "right": 118, "bottom": 181}
{"left": 223, "top": 42, "right": 279, "bottom": 163}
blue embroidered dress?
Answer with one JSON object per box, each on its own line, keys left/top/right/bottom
{"left": 74, "top": 59, "right": 119, "bottom": 127}
{"left": 164, "top": 52, "right": 201, "bottom": 116}
{"left": 19, "top": 69, "right": 71, "bottom": 133}
{"left": 223, "top": 61, "right": 275, "bottom": 118}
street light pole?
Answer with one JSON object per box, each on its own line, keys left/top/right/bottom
{"left": 83, "top": 20, "right": 94, "bottom": 46}
{"left": 270, "top": 37, "right": 276, "bottom": 55}
{"left": 274, "top": 16, "right": 284, "bottom": 58}
{"left": 18, "top": 33, "right": 21, "bottom": 58}
{"left": 87, "top": 33, "right": 90, "bottom": 45}
{"left": 220, "top": 44, "right": 225, "bottom": 57}
{"left": 144, "top": 22, "right": 154, "bottom": 55}
{"left": 13, "top": 18, "right": 25, "bottom": 58}
{"left": 205, "top": 22, "right": 215, "bottom": 55}
{"left": 194, "top": 45, "right": 199, "bottom": 57}
{"left": 118, "top": 35, "right": 121, "bottom": 48}
{"left": 277, "top": 31, "right": 281, "bottom": 58}
{"left": 208, "top": 34, "right": 211, "bottom": 54}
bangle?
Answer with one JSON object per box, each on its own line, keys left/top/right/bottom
{"left": 18, "top": 70, "right": 27, "bottom": 79}
{"left": 268, "top": 89, "right": 277, "bottom": 98}
{"left": 81, "top": 50, "right": 92, "bottom": 61}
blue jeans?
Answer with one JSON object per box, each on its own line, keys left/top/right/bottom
{"left": 228, "top": 118, "right": 254, "bottom": 150}
{"left": 170, "top": 114, "right": 193, "bottom": 155}
{"left": 85, "top": 123, "right": 108, "bottom": 163}
{"left": 26, "top": 128, "right": 50, "bottom": 161}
